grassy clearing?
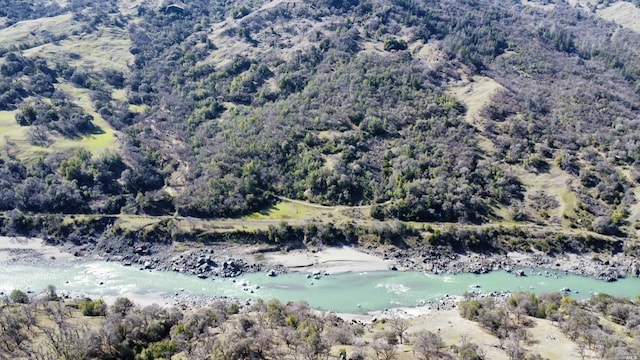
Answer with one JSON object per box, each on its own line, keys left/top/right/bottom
{"left": 0, "top": 110, "right": 26, "bottom": 142}
{"left": 245, "top": 200, "right": 327, "bottom": 220}
{"left": 54, "top": 82, "right": 119, "bottom": 154}
{"left": 624, "top": 185, "right": 640, "bottom": 237}
{"left": 408, "top": 310, "right": 508, "bottom": 360}
{"left": 0, "top": 13, "right": 78, "bottom": 47}
{"left": 203, "top": 1, "right": 320, "bottom": 68}
{"left": 411, "top": 40, "right": 448, "bottom": 68}
{"left": 129, "top": 104, "right": 149, "bottom": 113}
{"left": 24, "top": 25, "right": 133, "bottom": 71}
{"left": 597, "top": 1, "right": 640, "bottom": 33}
{"left": 560, "top": 191, "right": 579, "bottom": 227}
{"left": 117, "top": 0, "right": 154, "bottom": 15}
{"left": 525, "top": 317, "right": 584, "bottom": 359}
{"left": 449, "top": 75, "right": 504, "bottom": 129}
{"left": 111, "top": 88, "right": 128, "bottom": 102}
{"left": 0, "top": 90, "right": 118, "bottom": 160}
{"left": 448, "top": 75, "right": 502, "bottom": 154}
{"left": 518, "top": 164, "right": 571, "bottom": 222}
{"left": 0, "top": 110, "right": 46, "bottom": 161}
{"left": 114, "top": 215, "right": 165, "bottom": 231}
{"left": 244, "top": 197, "right": 379, "bottom": 226}
{"left": 521, "top": 0, "right": 556, "bottom": 10}
{"left": 407, "top": 310, "right": 586, "bottom": 360}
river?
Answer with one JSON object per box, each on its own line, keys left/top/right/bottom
{"left": 1, "top": 262, "right": 639, "bottom": 313}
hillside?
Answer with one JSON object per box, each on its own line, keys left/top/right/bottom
{"left": 1, "top": 287, "right": 639, "bottom": 359}
{"left": 2, "top": 1, "right": 640, "bottom": 359}
{"left": 1, "top": 0, "right": 640, "bottom": 249}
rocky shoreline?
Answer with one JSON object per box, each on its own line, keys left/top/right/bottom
{"left": 2, "top": 236, "right": 640, "bottom": 286}
{"left": 1, "top": 235, "right": 639, "bottom": 318}
{"left": 3, "top": 236, "right": 637, "bottom": 283}
{"left": 84, "top": 239, "right": 640, "bottom": 283}
{"left": 368, "top": 245, "right": 640, "bottom": 282}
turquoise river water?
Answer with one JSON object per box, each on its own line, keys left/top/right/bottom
{"left": 1, "top": 262, "right": 639, "bottom": 313}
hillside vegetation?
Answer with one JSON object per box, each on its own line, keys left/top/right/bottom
{"left": 1, "top": 290, "right": 639, "bottom": 360}
{"left": 1, "top": 0, "right": 640, "bottom": 247}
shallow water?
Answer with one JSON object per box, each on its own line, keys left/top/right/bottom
{"left": 1, "top": 262, "right": 639, "bottom": 313}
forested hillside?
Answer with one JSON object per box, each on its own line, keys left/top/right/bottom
{"left": 1, "top": 0, "right": 640, "bottom": 239}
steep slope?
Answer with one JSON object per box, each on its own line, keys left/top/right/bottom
{"left": 0, "top": 0, "right": 640, "bottom": 241}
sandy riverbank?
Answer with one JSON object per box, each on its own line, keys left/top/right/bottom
{"left": 261, "top": 246, "right": 395, "bottom": 274}
{"left": 0, "top": 236, "right": 77, "bottom": 264}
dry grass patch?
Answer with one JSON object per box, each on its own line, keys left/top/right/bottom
{"left": 117, "top": 0, "right": 159, "bottom": 15}
{"left": 362, "top": 40, "right": 385, "bottom": 54}
{"left": 408, "top": 310, "right": 509, "bottom": 360}
{"left": 625, "top": 186, "right": 640, "bottom": 236}
{"left": 519, "top": 164, "right": 571, "bottom": 221}
{"left": 111, "top": 88, "right": 127, "bottom": 102}
{"left": 448, "top": 74, "right": 503, "bottom": 154}
{"left": 128, "top": 104, "right": 149, "bottom": 113}
{"left": 597, "top": 1, "right": 640, "bottom": 33}
{"left": 0, "top": 110, "right": 50, "bottom": 161}
{"left": 0, "top": 110, "right": 26, "bottom": 142}
{"left": 521, "top": 0, "right": 556, "bottom": 10}
{"left": 0, "top": 13, "right": 78, "bottom": 48}
{"left": 24, "top": 25, "right": 133, "bottom": 71}
{"left": 114, "top": 215, "right": 165, "bottom": 231}
{"left": 407, "top": 310, "right": 588, "bottom": 359}
{"left": 525, "top": 317, "right": 585, "bottom": 359}
{"left": 203, "top": 1, "right": 327, "bottom": 68}
{"left": 412, "top": 40, "right": 448, "bottom": 69}
{"left": 243, "top": 197, "right": 377, "bottom": 225}
{"left": 560, "top": 191, "right": 579, "bottom": 222}
{"left": 316, "top": 130, "right": 343, "bottom": 141}
{"left": 449, "top": 75, "right": 504, "bottom": 129}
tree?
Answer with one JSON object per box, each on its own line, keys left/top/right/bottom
{"left": 10, "top": 289, "right": 29, "bottom": 304}
{"left": 16, "top": 105, "right": 36, "bottom": 125}
{"left": 504, "top": 334, "right": 524, "bottom": 360}
{"left": 136, "top": 340, "right": 178, "bottom": 360}
{"left": 412, "top": 330, "right": 444, "bottom": 360}
{"left": 372, "top": 336, "right": 397, "bottom": 360}
{"left": 110, "top": 297, "right": 134, "bottom": 317}
{"left": 457, "top": 335, "right": 485, "bottom": 360}
{"left": 383, "top": 38, "right": 407, "bottom": 51}
{"left": 388, "top": 316, "right": 410, "bottom": 344}
{"left": 79, "top": 299, "right": 107, "bottom": 316}
{"left": 46, "top": 284, "right": 58, "bottom": 301}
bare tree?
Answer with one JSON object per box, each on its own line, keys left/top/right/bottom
{"left": 372, "top": 336, "right": 397, "bottom": 360}
{"left": 412, "top": 330, "right": 444, "bottom": 360}
{"left": 504, "top": 334, "right": 524, "bottom": 360}
{"left": 326, "top": 324, "right": 354, "bottom": 346}
{"left": 33, "top": 302, "right": 99, "bottom": 360}
{"left": 348, "top": 339, "right": 367, "bottom": 360}
{"left": 575, "top": 341, "right": 587, "bottom": 360}
{"left": 0, "top": 305, "right": 32, "bottom": 358}
{"left": 388, "top": 316, "right": 410, "bottom": 344}
{"left": 458, "top": 334, "right": 485, "bottom": 360}
{"left": 26, "top": 126, "right": 52, "bottom": 147}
